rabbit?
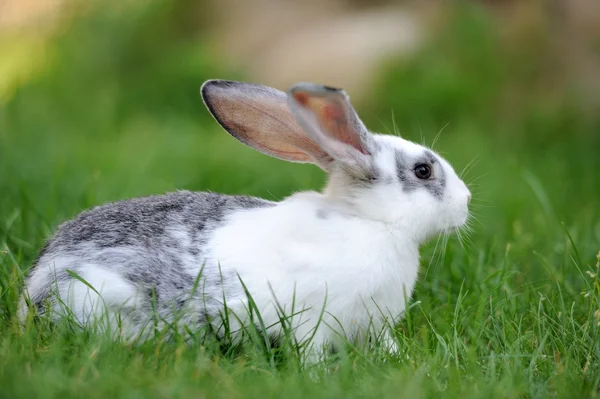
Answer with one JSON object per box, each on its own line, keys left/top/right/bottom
{"left": 19, "top": 79, "right": 471, "bottom": 361}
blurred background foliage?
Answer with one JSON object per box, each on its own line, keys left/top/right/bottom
{"left": 0, "top": 0, "right": 598, "bottom": 269}
{"left": 1, "top": 3, "right": 600, "bottom": 395}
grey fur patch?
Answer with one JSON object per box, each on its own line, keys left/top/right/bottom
{"left": 355, "top": 165, "right": 380, "bottom": 185}
{"left": 340, "top": 140, "right": 383, "bottom": 187}
{"left": 25, "top": 190, "right": 274, "bottom": 326}
{"left": 395, "top": 150, "right": 446, "bottom": 199}
{"left": 316, "top": 209, "right": 328, "bottom": 220}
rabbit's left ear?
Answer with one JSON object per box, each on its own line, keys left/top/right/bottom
{"left": 201, "top": 79, "right": 334, "bottom": 170}
{"left": 287, "top": 83, "right": 375, "bottom": 173}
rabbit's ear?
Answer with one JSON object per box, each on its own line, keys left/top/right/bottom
{"left": 287, "top": 83, "right": 375, "bottom": 172}
{"left": 201, "top": 80, "right": 332, "bottom": 170}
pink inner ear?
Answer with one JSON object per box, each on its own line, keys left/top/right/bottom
{"left": 292, "top": 91, "right": 367, "bottom": 155}
{"left": 294, "top": 92, "right": 310, "bottom": 106}
{"left": 322, "top": 104, "right": 342, "bottom": 120}
{"left": 320, "top": 103, "right": 367, "bottom": 155}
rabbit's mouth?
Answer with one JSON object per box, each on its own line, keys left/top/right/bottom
{"left": 445, "top": 223, "right": 465, "bottom": 233}
{"left": 444, "top": 210, "right": 469, "bottom": 232}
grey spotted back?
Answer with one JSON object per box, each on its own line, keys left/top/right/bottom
{"left": 24, "top": 190, "right": 274, "bottom": 324}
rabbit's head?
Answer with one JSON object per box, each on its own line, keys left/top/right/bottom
{"left": 202, "top": 80, "right": 470, "bottom": 242}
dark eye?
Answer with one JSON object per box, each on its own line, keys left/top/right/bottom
{"left": 414, "top": 164, "right": 432, "bottom": 179}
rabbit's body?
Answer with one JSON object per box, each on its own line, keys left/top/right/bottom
{"left": 21, "top": 80, "right": 471, "bottom": 359}
{"left": 23, "top": 187, "right": 418, "bottom": 347}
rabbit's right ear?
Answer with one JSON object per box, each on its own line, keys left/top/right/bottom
{"left": 287, "top": 83, "right": 375, "bottom": 175}
{"left": 201, "top": 80, "right": 333, "bottom": 170}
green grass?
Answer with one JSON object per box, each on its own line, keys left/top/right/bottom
{"left": 1, "top": 2, "right": 600, "bottom": 398}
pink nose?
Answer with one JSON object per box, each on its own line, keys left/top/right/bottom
{"left": 467, "top": 195, "right": 471, "bottom": 204}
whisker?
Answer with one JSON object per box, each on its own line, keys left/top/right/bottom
{"left": 433, "top": 230, "right": 450, "bottom": 275}
{"left": 431, "top": 121, "right": 451, "bottom": 149}
{"left": 375, "top": 116, "right": 392, "bottom": 136}
{"left": 453, "top": 211, "right": 467, "bottom": 253}
{"left": 390, "top": 109, "right": 400, "bottom": 137}
{"left": 467, "top": 207, "right": 485, "bottom": 216}
{"left": 467, "top": 216, "right": 485, "bottom": 228}
{"left": 459, "top": 155, "right": 481, "bottom": 179}
{"left": 469, "top": 203, "right": 495, "bottom": 212}
{"left": 470, "top": 198, "right": 494, "bottom": 206}
{"left": 460, "top": 227, "right": 476, "bottom": 253}
{"left": 424, "top": 232, "right": 443, "bottom": 279}
{"left": 458, "top": 222, "right": 475, "bottom": 254}
{"left": 437, "top": 231, "right": 450, "bottom": 271}
{"left": 465, "top": 172, "right": 491, "bottom": 186}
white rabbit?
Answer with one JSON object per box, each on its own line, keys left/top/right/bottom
{"left": 20, "top": 80, "right": 471, "bottom": 361}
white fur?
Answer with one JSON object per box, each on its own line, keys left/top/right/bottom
{"left": 21, "top": 251, "right": 151, "bottom": 339}
{"left": 208, "top": 193, "right": 419, "bottom": 350}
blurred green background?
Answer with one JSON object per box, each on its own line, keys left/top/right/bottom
{"left": 0, "top": 0, "right": 597, "bottom": 257}
{"left": 0, "top": 0, "right": 599, "bottom": 397}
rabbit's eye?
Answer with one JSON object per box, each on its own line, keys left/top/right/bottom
{"left": 414, "top": 164, "right": 432, "bottom": 179}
